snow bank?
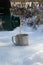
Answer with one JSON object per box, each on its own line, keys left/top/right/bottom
{"left": 0, "top": 44, "right": 43, "bottom": 65}
{"left": 0, "top": 24, "right": 43, "bottom": 65}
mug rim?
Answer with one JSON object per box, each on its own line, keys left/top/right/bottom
{"left": 15, "top": 34, "right": 28, "bottom": 37}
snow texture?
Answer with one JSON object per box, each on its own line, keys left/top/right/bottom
{"left": 0, "top": 24, "right": 43, "bottom": 65}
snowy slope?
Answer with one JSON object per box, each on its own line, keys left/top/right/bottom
{"left": 0, "top": 25, "right": 43, "bottom": 65}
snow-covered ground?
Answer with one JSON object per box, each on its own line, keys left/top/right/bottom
{"left": 0, "top": 24, "right": 43, "bottom": 65}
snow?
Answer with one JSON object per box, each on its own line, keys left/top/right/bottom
{"left": 0, "top": 24, "right": 43, "bottom": 65}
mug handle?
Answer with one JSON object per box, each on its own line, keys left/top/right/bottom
{"left": 12, "top": 36, "right": 15, "bottom": 44}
